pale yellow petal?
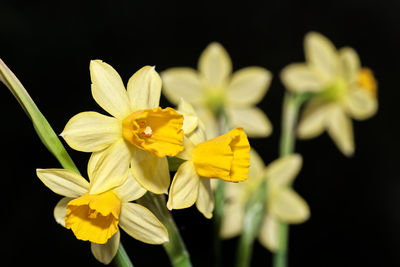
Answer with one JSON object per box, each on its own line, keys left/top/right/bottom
{"left": 196, "top": 178, "right": 214, "bottom": 219}
{"left": 53, "top": 197, "right": 73, "bottom": 227}
{"left": 36, "top": 169, "right": 89, "bottom": 197}
{"left": 297, "top": 99, "right": 329, "bottom": 139}
{"left": 220, "top": 184, "right": 244, "bottom": 238}
{"left": 226, "top": 67, "right": 271, "bottom": 106}
{"left": 198, "top": 42, "right": 232, "bottom": 86}
{"left": 344, "top": 87, "right": 378, "bottom": 120}
{"left": 270, "top": 188, "right": 310, "bottom": 223}
{"left": 167, "top": 161, "right": 200, "bottom": 210}
{"left": 131, "top": 149, "right": 170, "bottom": 194}
{"left": 305, "top": 32, "right": 339, "bottom": 81}
{"left": 61, "top": 111, "right": 121, "bottom": 152}
{"left": 113, "top": 170, "right": 147, "bottom": 202}
{"left": 339, "top": 47, "right": 360, "bottom": 83}
{"left": 326, "top": 106, "right": 355, "bottom": 156}
{"left": 227, "top": 106, "right": 272, "bottom": 137}
{"left": 258, "top": 214, "right": 279, "bottom": 252}
{"left": 90, "top": 60, "right": 132, "bottom": 119}
{"left": 161, "top": 68, "right": 204, "bottom": 105}
{"left": 196, "top": 107, "right": 219, "bottom": 139}
{"left": 177, "top": 98, "right": 199, "bottom": 134}
{"left": 249, "top": 148, "right": 265, "bottom": 178}
{"left": 176, "top": 136, "right": 195, "bottom": 161}
{"left": 89, "top": 139, "right": 133, "bottom": 195}
{"left": 265, "top": 154, "right": 302, "bottom": 187}
{"left": 280, "top": 63, "right": 325, "bottom": 93}
{"left": 120, "top": 203, "right": 169, "bottom": 244}
{"left": 127, "top": 66, "right": 161, "bottom": 110}
{"left": 91, "top": 231, "right": 120, "bottom": 265}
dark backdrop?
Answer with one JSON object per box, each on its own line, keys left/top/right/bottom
{"left": 1, "top": 0, "right": 399, "bottom": 266}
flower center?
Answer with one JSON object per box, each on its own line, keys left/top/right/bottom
{"left": 65, "top": 191, "right": 121, "bottom": 244}
{"left": 122, "top": 107, "right": 184, "bottom": 157}
{"left": 204, "top": 87, "right": 225, "bottom": 115}
{"left": 357, "top": 68, "right": 377, "bottom": 97}
{"left": 319, "top": 77, "right": 347, "bottom": 102}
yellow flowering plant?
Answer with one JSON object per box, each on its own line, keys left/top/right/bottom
{"left": 162, "top": 42, "right": 273, "bottom": 138}
{"left": 2, "top": 30, "right": 378, "bottom": 267}
{"left": 281, "top": 32, "right": 378, "bottom": 156}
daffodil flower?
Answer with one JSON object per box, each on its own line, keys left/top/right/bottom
{"left": 167, "top": 125, "right": 250, "bottom": 218}
{"left": 61, "top": 61, "right": 184, "bottom": 194}
{"left": 221, "top": 150, "right": 309, "bottom": 252}
{"left": 36, "top": 157, "right": 168, "bottom": 264}
{"left": 161, "top": 42, "right": 272, "bottom": 139}
{"left": 281, "top": 32, "right": 378, "bottom": 156}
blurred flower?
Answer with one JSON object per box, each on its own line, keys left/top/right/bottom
{"left": 167, "top": 100, "right": 250, "bottom": 218}
{"left": 281, "top": 32, "right": 378, "bottom": 156}
{"left": 61, "top": 61, "right": 184, "bottom": 194}
{"left": 36, "top": 158, "right": 168, "bottom": 264}
{"left": 162, "top": 42, "right": 272, "bottom": 138}
{"left": 221, "top": 150, "right": 309, "bottom": 251}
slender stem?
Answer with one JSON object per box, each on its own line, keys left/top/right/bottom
{"left": 1, "top": 59, "right": 134, "bottom": 267}
{"left": 142, "top": 193, "right": 192, "bottom": 267}
{"left": 113, "top": 243, "right": 134, "bottom": 267}
{"left": 274, "top": 92, "right": 309, "bottom": 267}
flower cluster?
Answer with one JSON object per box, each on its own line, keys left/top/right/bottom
{"left": 36, "top": 60, "right": 251, "bottom": 263}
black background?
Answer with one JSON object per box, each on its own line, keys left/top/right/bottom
{"left": 1, "top": 0, "right": 399, "bottom": 266}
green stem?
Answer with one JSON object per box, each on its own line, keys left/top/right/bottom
{"left": 142, "top": 193, "right": 192, "bottom": 267}
{"left": 274, "top": 92, "right": 310, "bottom": 267}
{"left": 113, "top": 243, "right": 134, "bottom": 267}
{"left": 235, "top": 181, "right": 267, "bottom": 267}
{"left": 1, "top": 59, "right": 134, "bottom": 267}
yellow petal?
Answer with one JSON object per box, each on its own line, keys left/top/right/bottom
{"left": 36, "top": 169, "right": 89, "bottom": 197}
{"left": 131, "top": 149, "right": 170, "bottom": 194}
{"left": 297, "top": 99, "right": 329, "bottom": 139}
{"left": 196, "top": 179, "right": 214, "bottom": 219}
{"left": 66, "top": 191, "right": 121, "bottom": 244}
{"left": 258, "top": 214, "right": 279, "bottom": 252}
{"left": 270, "top": 188, "right": 310, "bottom": 223}
{"left": 193, "top": 128, "right": 250, "bottom": 182}
{"left": 167, "top": 161, "right": 200, "bottom": 210}
{"left": 53, "top": 197, "right": 73, "bottom": 227}
{"left": 227, "top": 106, "right": 272, "bottom": 138}
{"left": 89, "top": 139, "right": 133, "bottom": 195}
{"left": 91, "top": 231, "right": 120, "bottom": 265}
{"left": 198, "top": 42, "right": 232, "bottom": 86}
{"left": 127, "top": 66, "right": 161, "bottom": 110}
{"left": 305, "top": 32, "right": 339, "bottom": 81}
{"left": 112, "top": 170, "right": 147, "bottom": 202}
{"left": 226, "top": 67, "right": 271, "bottom": 106}
{"left": 176, "top": 136, "right": 195, "bottom": 161}
{"left": 280, "top": 63, "right": 325, "bottom": 93}
{"left": 90, "top": 60, "right": 132, "bottom": 120}
{"left": 61, "top": 111, "right": 121, "bottom": 152}
{"left": 122, "top": 107, "right": 184, "bottom": 157}
{"left": 339, "top": 47, "right": 360, "bottom": 83}
{"left": 265, "top": 154, "right": 302, "bottom": 187}
{"left": 177, "top": 98, "right": 199, "bottom": 134}
{"left": 345, "top": 87, "right": 378, "bottom": 120}
{"left": 326, "top": 106, "right": 355, "bottom": 156}
{"left": 119, "top": 203, "right": 169, "bottom": 244}
{"left": 161, "top": 68, "right": 204, "bottom": 105}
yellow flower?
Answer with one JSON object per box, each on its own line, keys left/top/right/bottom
{"left": 61, "top": 61, "right": 184, "bottom": 194}
{"left": 36, "top": 157, "right": 168, "bottom": 264}
{"left": 281, "top": 32, "right": 378, "bottom": 156}
{"left": 221, "top": 149, "right": 309, "bottom": 252}
{"left": 161, "top": 42, "right": 273, "bottom": 139}
{"left": 167, "top": 126, "right": 250, "bottom": 218}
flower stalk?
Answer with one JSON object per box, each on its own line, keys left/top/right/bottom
{"left": 141, "top": 193, "right": 192, "bottom": 267}
{"left": 0, "top": 59, "right": 134, "bottom": 267}
{"left": 273, "top": 92, "right": 312, "bottom": 267}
